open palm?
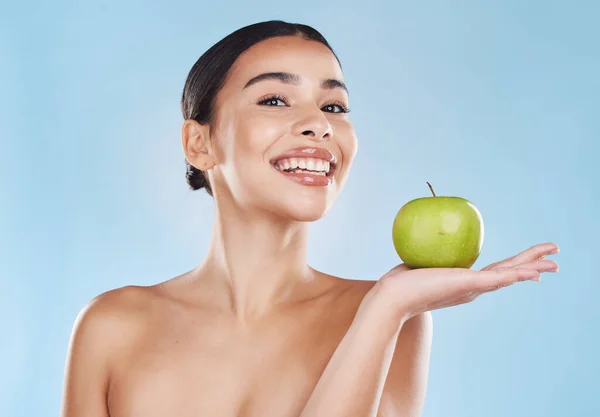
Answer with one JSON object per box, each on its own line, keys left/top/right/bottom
{"left": 377, "top": 242, "right": 560, "bottom": 321}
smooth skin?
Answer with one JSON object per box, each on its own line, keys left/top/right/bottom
{"left": 61, "top": 35, "right": 560, "bottom": 417}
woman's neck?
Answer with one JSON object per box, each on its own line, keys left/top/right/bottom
{"left": 194, "top": 201, "right": 320, "bottom": 323}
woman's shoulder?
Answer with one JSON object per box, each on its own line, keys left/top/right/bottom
{"left": 65, "top": 285, "right": 160, "bottom": 381}
{"left": 70, "top": 284, "right": 168, "bottom": 349}
{"left": 74, "top": 285, "right": 156, "bottom": 339}
{"left": 81, "top": 284, "right": 160, "bottom": 318}
{"left": 324, "top": 274, "right": 378, "bottom": 296}
{"left": 316, "top": 274, "right": 379, "bottom": 313}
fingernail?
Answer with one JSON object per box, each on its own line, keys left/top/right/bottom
{"left": 549, "top": 247, "right": 560, "bottom": 255}
{"left": 532, "top": 274, "right": 541, "bottom": 282}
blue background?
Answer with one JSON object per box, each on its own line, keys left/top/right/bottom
{"left": 1, "top": 1, "right": 597, "bottom": 416}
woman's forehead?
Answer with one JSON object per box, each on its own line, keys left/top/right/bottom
{"left": 227, "top": 37, "right": 344, "bottom": 88}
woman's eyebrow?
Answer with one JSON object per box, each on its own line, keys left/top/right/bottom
{"left": 242, "top": 72, "right": 349, "bottom": 95}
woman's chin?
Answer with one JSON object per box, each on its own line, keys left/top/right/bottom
{"left": 279, "top": 200, "right": 334, "bottom": 223}
{"left": 290, "top": 210, "right": 328, "bottom": 223}
{"left": 241, "top": 181, "right": 338, "bottom": 222}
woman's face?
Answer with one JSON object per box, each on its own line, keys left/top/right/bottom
{"left": 206, "top": 35, "right": 357, "bottom": 221}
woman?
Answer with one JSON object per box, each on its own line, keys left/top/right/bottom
{"left": 61, "top": 20, "right": 560, "bottom": 417}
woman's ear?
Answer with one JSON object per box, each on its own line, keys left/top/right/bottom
{"left": 181, "top": 119, "right": 216, "bottom": 171}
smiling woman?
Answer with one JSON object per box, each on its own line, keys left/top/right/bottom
{"left": 179, "top": 22, "right": 358, "bottom": 223}
{"left": 181, "top": 21, "right": 351, "bottom": 198}
{"left": 60, "top": 19, "right": 560, "bottom": 417}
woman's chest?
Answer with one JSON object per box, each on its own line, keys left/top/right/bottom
{"left": 107, "top": 304, "right": 357, "bottom": 417}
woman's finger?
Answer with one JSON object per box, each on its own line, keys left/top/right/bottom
{"left": 510, "top": 242, "right": 559, "bottom": 265}
{"left": 512, "top": 259, "right": 559, "bottom": 273}
{"left": 474, "top": 267, "right": 541, "bottom": 291}
{"left": 482, "top": 242, "right": 560, "bottom": 271}
{"left": 470, "top": 260, "right": 558, "bottom": 298}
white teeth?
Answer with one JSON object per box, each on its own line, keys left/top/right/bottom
{"left": 274, "top": 157, "right": 332, "bottom": 174}
{"left": 291, "top": 169, "right": 326, "bottom": 176}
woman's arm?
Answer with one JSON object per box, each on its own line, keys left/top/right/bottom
{"left": 299, "top": 242, "right": 558, "bottom": 417}
{"left": 378, "top": 311, "right": 432, "bottom": 417}
{"left": 299, "top": 282, "right": 428, "bottom": 417}
{"left": 61, "top": 286, "right": 142, "bottom": 417}
{"left": 61, "top": 297, "right": 113, "bottom": 417}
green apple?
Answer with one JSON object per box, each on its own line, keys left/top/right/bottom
{"left": 392, "top": 182, "right": 484, "bottom": 268}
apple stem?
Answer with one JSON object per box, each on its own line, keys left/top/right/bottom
{"left": 426, "top": 182, "right": 436, "bottom": 197}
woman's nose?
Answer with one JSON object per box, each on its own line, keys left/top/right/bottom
{"left": 292, "top": 108, "right": 333, "bottom": 141}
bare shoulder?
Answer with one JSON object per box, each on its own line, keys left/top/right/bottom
{"left": 62, "top": 285, "right": 161, "bottom": 416}
{"left": 72, "top": 285, "right": 153, "bottom": 347}
{"left": 309, "top": 275, "right": 379, "bottom": 323}
{"left": 74, "top": 285, "right": 156, "bottom": 330}
{"left": 68, "top": 284, "right": 162, "bottom": 365}
{"left": 325, "top": 276, "right": 378, "bottom": 305}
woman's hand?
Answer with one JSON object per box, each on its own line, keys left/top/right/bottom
{"left": 373, "top": 242, "right": 560, "bottom": 324}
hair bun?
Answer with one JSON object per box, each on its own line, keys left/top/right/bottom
{"left": 185, "top": 160, "right": 213, "bottom": 196}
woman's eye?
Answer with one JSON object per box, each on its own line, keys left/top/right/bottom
{"left": 323, "top": 104, "right": 349, "bottom": 114}
{"left": 258, "top": 96, "right": 287, "bottom": 107}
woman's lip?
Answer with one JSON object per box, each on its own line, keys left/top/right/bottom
{"left": 271, "top": 165, "right": 333, "bottom": 186}
{"left": 269, "top": 147, "right": 337, "bottom": 167}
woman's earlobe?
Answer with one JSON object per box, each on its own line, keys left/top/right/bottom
{"left": 201, "top": 159, "right": 215, "bottom": 171}
{"left": 187, "top": 154, "right": 216, "bottom": 172}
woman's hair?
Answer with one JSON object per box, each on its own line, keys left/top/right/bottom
{"left": 181, "top": 20, "right": 342, "bottom": 196}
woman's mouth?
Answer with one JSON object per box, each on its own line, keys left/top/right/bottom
{"left": 269, "top": 147, "right": 338, "bottom": 186}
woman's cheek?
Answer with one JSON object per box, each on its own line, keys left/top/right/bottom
{"left": 244, "top": 117, "right": 286, "bottom": 151}
{"left": 337, "top": 124, "right": 358, "bottom": 159}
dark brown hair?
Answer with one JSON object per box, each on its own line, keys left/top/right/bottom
{"left": 181, "top": 20, "right": 341, "bottom": 196}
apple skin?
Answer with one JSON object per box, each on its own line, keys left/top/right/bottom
{"left": 392, "top": 196, "right": 484, "bottom": 269}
